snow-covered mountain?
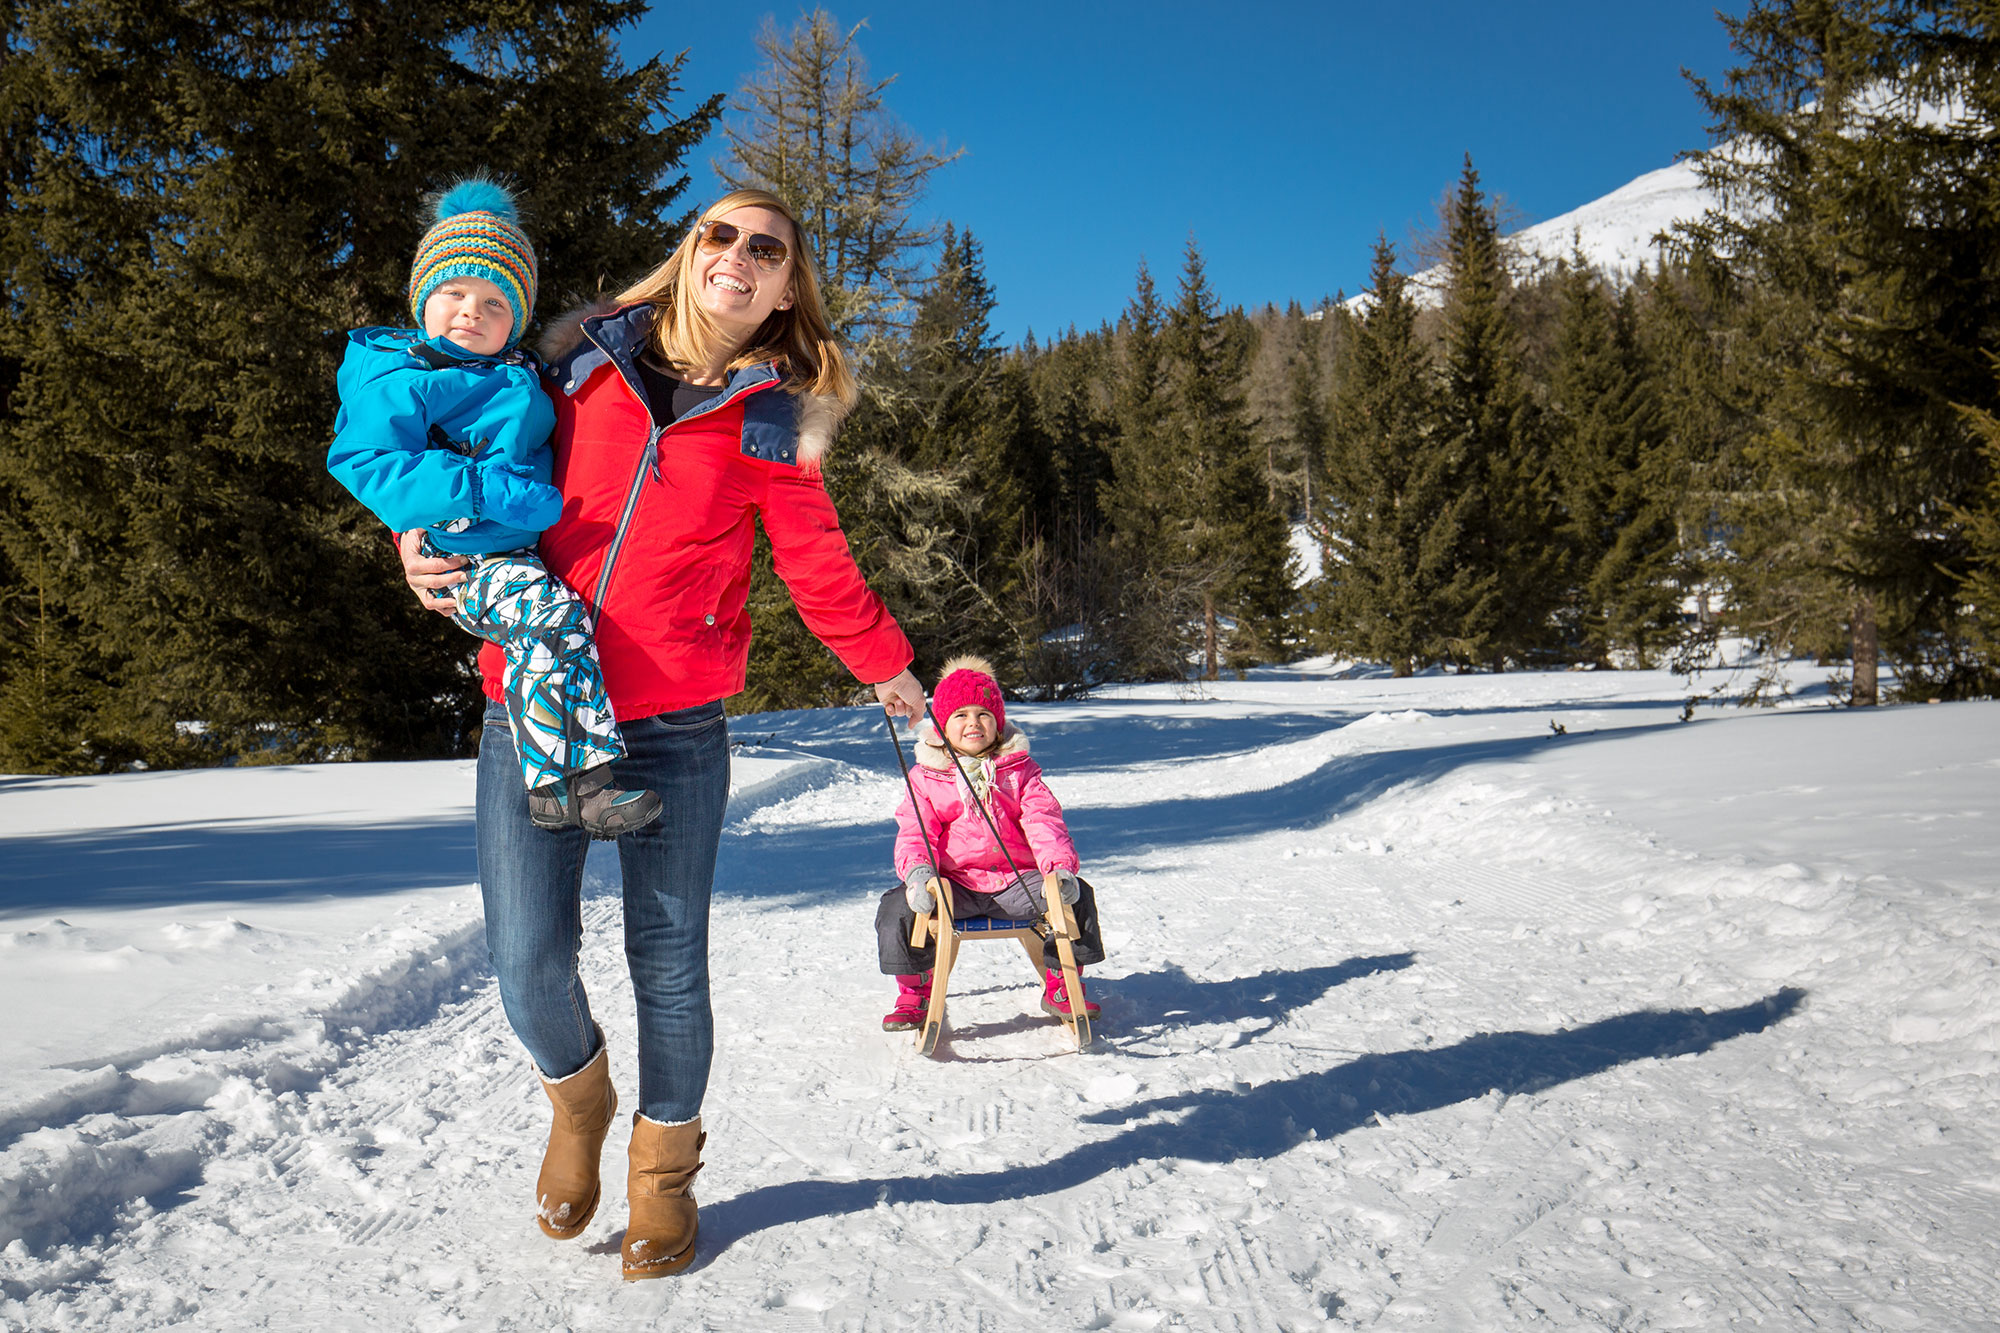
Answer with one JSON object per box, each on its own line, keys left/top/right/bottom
{"left": 1495, "top": 156, "right": 1715, "bottom": 282}
{"left": 1332, "top": 152, "right": 1719, "bottom": 313}
{"left": 1370, "top": 91, "right": 1972, "bottom": 306}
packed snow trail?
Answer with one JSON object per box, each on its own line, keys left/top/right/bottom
{"left": 4, "top": 662, "right": 1999, "bottom": 1330}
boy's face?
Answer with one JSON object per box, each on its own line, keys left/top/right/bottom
{"left": 422, "top": 276, "right": 514, "bottom": 356}
{"left": 943, "top": 706, "right": 997, "bottom": 754}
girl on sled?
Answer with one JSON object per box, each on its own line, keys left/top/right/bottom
{"left": 876, "top": 656, "right": 1107, "bottom": 1030}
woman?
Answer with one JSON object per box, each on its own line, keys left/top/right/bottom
{"left": 399, "top": 189, "right": 924, "bottom": 1280}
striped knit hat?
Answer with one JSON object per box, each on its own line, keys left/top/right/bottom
{"left": 407, "top": 178, "right": 537, "bottom": 347}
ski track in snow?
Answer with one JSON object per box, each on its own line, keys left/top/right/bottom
{"left": 4, "top": 662, "right": 2000, "bottom": 1330}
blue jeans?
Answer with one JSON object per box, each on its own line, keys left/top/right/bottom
{"left": 476, "top": 697, "right": 730, "bottom": 1123}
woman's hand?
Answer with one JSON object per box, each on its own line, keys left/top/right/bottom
{"left": 398, "top": 529, "right": 467, "bottom": 615}
{"left": 875, "top": 667, "right": 926, "bottom": 727}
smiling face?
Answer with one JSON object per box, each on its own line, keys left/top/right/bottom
{"left": 421, "top": 275, "right": 514, "bottom": 356}
{"left": 691, "top": 205, "right": 795, "bottom": 344}
{"left": 943, "top": 706, "right": 998, "bottom": 755}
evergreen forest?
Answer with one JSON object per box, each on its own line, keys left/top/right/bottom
{"left": 6, "top": 0, "right": 2000, "bottom": 775}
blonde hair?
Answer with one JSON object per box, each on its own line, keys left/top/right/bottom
{"left": 615, "top": 189, "right": 858, "bottom": 408}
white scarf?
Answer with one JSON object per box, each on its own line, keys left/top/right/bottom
{"left": 955, "top": 753, "right": 997, "bottom": 806}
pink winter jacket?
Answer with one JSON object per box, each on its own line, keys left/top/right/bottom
{"left": 892, "top": 722, "right": 1080, "bottom": 896}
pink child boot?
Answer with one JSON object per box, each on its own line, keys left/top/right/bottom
{"left": 1041, "top": 967, "right": 1101, "bottom": 1019}
{"left": 882, "top": 973, "right": 932, "bottom": 1031}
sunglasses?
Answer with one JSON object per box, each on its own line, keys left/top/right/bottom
{"left": 695, "top": 220, "right": 791, "bottom": 271}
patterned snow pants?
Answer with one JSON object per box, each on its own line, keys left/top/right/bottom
{"left": 426, "top": 538, "right": 624, "bottom": 793}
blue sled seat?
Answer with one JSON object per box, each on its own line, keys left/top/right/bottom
{"left": 957, "top": 915, "right": 1042, "bottom": 934}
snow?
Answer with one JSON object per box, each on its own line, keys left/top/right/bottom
{"left": 1338, "top": 150, "right": 1717, "bottom": 312}
{"left": 1289, "top": 522, "right": 1325, "bottom": 586}
{"left": 1376, "top": 93, "right": 1975, "bottom": 309}
{"left": 5, "top": 659, "right": 2000, "bottom": 1329}
{"left": 1498, "top": 159, "right": 1714, "bottom": 285}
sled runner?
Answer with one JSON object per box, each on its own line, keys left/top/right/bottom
{"left": 908, "top": 870, "right": 1092, "bottom": 1056}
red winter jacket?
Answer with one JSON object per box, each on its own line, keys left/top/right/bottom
{"left": 477, "top": 303, "right": 912, "bottom": 719}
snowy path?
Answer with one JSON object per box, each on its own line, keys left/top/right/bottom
{"left": 4, "top": 663, "right": 2000, "bottom": 1330}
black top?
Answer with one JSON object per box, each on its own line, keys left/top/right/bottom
{"left": 637, "top": 355, "right": 727, "bottom": 425}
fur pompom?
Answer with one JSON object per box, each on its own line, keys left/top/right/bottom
{"left": 938, "top": 654, "right": 998, "bottom": 681}
{"left": 431, "top": 176, "right": 519, "bottom": 224}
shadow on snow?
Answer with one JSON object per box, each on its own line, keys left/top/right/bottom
{"left": 1099, "top": 955, "right": 1417, "bottom": 1051}
{"left": 718, "top": 720, "right": 1676, "bottom": 890}
{"left": 1065, "top": 722, "right": 1665, "bottom": 859}
{"left": 692, "top": 987, "right": 1806, "bottom": 1265}
{"left": 735, "top": 696, "right": 1685, "bottom": 778}
{"left": 0, "top": 817, "right": 476, "bottom": 914}
{"left": 936, "top": 954, "right": 1417, "bottom": 1062}
{"left": 1, "top": 706, "right": 1675, "bottom": 917}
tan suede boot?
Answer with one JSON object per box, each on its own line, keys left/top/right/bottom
{"left": 621, "top": 1113, "right": 704, "bottom": 1280}
{"left": 535, "top": 1044, "right": 617, "bottom": 1239}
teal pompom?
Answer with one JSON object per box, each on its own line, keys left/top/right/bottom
{"left": 432, "top": 176, "right": 519, "bottom": 224}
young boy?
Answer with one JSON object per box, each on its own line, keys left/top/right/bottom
{"left": 327, "top": 179, "right": 658, "bottom": 838}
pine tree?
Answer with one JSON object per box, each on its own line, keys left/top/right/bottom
{"left": 899, "top": 225, "right": 1024, "bottom": 559}
{"left": 1209, "top": 302, "right": 1297, "bottom": 668}
{"left": 0, "top": 0, "right": 719, "bottom": 771}
{"left": 716, "top": 7, "right": 961, "bottom": 346}
{"left": 1016, "top": 326, "right": 1119, "bottom": 697}
{"left": 1318, "top": 237, "right": 1461, "bottom": 675}
{"left": 1020, "top": 324, "right": 1114, "bottom": 558}
{"left": 1433, "top": 157, "right": 1557, "bottom": 668}
{"left": 1244, "top": 303, "right": 1322, "bottom": 517}
{"left": 1546, "top": 250, "right": 1682, "bottom": 665}
{"left": 1956, "top": 382, "right": 2000, "bottom": 670}
{"left": 1681, "top": 0, "right": 2000, "bottom": 702}
{"left": 851, "top": 224, "right": 1024, "bottom": 672}
{"left": 1100, "top": 261, "right": 1173, "bottom": 556}
{"left": 1116, "top": 239, "right": 1291, "bottom": 678}
{"left": 1941, "top": 6, "right": 2000, "bottom": 683}
{"left": 0, "top": 553, "right": 98, "bottom": 773}
{"left": 1092, "top": 260, "right": 1197, "bottom": 681}
{"left": 1287, "top": 314, "right": 1331, "bottom": 535}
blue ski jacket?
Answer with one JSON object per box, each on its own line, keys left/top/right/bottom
{"left": 327, "top": 327, "right": 561, "bottom": 554}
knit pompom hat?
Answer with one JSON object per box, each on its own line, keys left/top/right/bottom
{"left": 932, "top": 655, "right": 1004, "bottom": 735}
{"left": 408, "top": 178, "right": 537, "bottom": 347}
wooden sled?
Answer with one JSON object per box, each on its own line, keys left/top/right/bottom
{"left": 909, "top": 871, "right": 1092, "bottom": 1056}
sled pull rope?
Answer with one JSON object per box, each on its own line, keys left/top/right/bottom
{"left": 884, "top": 709, "right": 946, "bottom": 950}
{"left": 921, "top": 701, "right": 1034, "bottom": 891}
{"left": 882, "top": 708, "right": 942, "bottom": 875}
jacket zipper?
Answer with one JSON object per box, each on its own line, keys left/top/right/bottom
{"left": 580, "top": 330, "right": 779, "bottom": 615}
{"left": 591, "top": 422, "right": 662, "bottom": 613}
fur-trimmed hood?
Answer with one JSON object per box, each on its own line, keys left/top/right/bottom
{"left": 891, "top": 714, "right": 1079, "bottom": 890}
{"left": 537, "top": 296, "right": 619, "bottom": 365}
{"left": 913, "top": 718, "right": 1030, "bottom": 772}
{"left": 538, "top": 297, "right": 845, "bottom": 469}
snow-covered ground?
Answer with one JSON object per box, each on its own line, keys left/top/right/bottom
{"left": 3, "top": 659, "right": 1998, "bottom": 1331}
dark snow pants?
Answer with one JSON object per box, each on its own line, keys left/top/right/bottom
{"left": 876, "top": 874, "right": 1106, "bottom": 974}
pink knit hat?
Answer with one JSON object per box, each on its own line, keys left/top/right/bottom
{"left": 932, "top": 655, "right": 1004, "bottom": 734}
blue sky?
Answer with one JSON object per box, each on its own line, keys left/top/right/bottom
{"left": 624, "top": 3, "right": 1740, "bottom": 343}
